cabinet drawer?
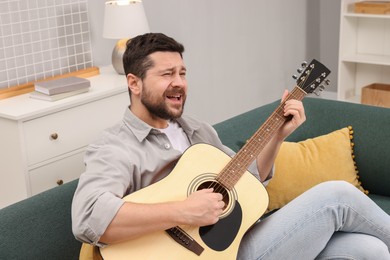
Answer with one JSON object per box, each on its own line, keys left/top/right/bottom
{"left": 23, "top": 93, "right": 127, "bottom": 165}
{"left": 29, "top": 151, "right": 85, "bottom": 195}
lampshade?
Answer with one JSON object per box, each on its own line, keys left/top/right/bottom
{"left": 103, "top": 0, "right": 150, "bottom": 74}
{"left": 103, "top": 0, "right": 150, "bottom": 39}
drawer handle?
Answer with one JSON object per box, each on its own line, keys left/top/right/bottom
{"left": 50, "top": 133, "right": 58, "bottom": 140}
{"left": 57, "top": 179, "right": 64, "bottom": 186}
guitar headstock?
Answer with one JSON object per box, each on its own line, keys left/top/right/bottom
{"left": 294, "top": 59, "right": 331, "bottom": 95}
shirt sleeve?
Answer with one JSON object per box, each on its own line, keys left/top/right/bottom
{"left": 71, "top": 138, "right": 131, "bottom": 247}
{"left": 260, "top": 166, "right": 274, "bottom": 186}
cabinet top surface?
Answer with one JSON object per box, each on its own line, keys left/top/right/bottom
{"left": 0, "top": 66, "right": 128, "bottom": 121}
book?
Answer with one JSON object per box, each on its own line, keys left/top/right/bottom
{"left": 29, "top": 87, "right": 90, "bottom": 102}
{"left": 34, "top": 76, "right": 91, "bottom": 95}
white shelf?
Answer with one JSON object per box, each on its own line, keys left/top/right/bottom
{"left": 343, "top": 13, "right": 390, "bottom": 19}
{"left": 345, "top": 94, "right": 362, "bottom": 104}
{"left": 341, "top": 54, "right": 390, "bottom": 66}
{"left": 338, "top": 0, "right": 390, "bottom": 102}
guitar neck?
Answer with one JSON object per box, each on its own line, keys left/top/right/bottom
{"left": 215, "top": 58, "right": 331, "bottom": 189}
{"left": 216, "top": 86, "right": 307, "bottom": 189}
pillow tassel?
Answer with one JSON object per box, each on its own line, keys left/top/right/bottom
{"left": 348, "top": 125, "right": 369, "bottom": 195}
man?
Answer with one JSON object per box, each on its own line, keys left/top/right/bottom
{"left": 72, "top": 33, "right": 390, "bottom": 259}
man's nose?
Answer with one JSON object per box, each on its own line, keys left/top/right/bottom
{"left": 171, "top": 73, "right": 186, "bottom": 86}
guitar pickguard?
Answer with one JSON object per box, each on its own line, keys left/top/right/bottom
{"left": 188, "top": 173, "right": 242, "bottom": 252}
{"left": 199, "top": 200, "right": 242, "bottom": 251}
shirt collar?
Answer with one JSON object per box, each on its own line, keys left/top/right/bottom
{"left": 123, "top": 108, "right": 202, "bottom": 142}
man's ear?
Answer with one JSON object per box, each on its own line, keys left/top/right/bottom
{"left": 127, "top": 74, "right": 141, "bottom": 96}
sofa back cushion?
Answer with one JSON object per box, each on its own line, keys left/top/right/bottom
{"left": 214, "top": 97, "right": 390, "bottom": 197}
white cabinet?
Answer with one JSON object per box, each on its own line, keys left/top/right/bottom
{"left": 338, "top": 0, "right": 390, "bottom": 102}
{"left": 0, "top": 66, "right": 129, "bottom": 208}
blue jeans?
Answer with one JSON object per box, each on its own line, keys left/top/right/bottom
{"left": 238, "top": 181, "right": 390, "bottom": 260}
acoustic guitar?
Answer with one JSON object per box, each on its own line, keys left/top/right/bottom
{"left": 100, "top": 59, "right": 331, "bottom": 259}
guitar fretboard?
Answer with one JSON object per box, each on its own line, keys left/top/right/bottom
{"left": 216, "top": 86, "right": 307, "bottom": 189}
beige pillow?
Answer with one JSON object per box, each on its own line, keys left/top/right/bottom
{"left": 266, "top": 126, "right": 367, "bottom": 212}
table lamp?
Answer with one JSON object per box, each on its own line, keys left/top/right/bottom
{"left": 103, "top": 0, "right": 150, "bottom": 74}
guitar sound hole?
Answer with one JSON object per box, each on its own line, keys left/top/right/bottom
{"left": 197, "top": 181, "right": 229, "bottom": 211}
{"left": 188, "top": 174, "right": 237, "bottom": 218}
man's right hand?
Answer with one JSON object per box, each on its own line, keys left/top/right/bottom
{"left": 180, "top": 188, "right": 225, "bottom": 226}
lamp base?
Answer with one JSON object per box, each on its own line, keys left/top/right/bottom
{"left": 111, "top": 38, "right": 129, "bottom": 75}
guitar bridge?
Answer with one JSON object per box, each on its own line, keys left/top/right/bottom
{"left": 165, "top": 227, "right": 204, "bottom": 256}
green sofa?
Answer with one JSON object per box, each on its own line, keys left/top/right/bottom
{"left": 1, "top": 98, "right": 389, "bottom": 259}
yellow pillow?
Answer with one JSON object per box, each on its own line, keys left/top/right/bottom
{"left": 266, "top": 126, "right": 367, "bottom": 212}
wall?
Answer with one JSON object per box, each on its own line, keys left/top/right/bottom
{"left": 90, "top": 0, "right": 328, "bottom": 124}
{"left": 319, "top": 0, "right": 340, "bottom": 94}
{"left": 1, "top": 0, "right": 339, "bottom": 125}
{"left": 87, "top": 0, "right": 116, "bottom": 67}
{"left": 150, "top": 1, "right": 311, "bottom": 124}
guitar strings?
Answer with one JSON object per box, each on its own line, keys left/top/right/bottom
{"left": 204, "top": 63, "right": 316, "bottom": 209}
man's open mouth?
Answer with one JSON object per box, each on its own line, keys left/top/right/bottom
{"left": 166, "top": 94, "right": 182, "bottom": 101}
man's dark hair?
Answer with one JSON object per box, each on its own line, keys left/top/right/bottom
{"left": 123, "top": 33, "right": 185, "bottom": 79}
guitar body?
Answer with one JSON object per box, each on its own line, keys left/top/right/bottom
{"left": 100, "top": 143, "right": 269, "bottom": 260}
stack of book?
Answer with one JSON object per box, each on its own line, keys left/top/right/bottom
{"left": 29, "top": 76, "right": 91, "bottom": 101}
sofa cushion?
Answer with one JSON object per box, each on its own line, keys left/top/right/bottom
{"left": 0, "top": 180, "right": 81, "bottom": 259}
{"left": 368, "top": 194, "right": 390, "bottom": 215}
{"left": 265, "top": 127, "right": 367, "bottom": 211}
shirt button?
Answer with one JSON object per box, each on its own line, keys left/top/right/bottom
{"left": 164, "top": 143, "right": 171, "bottom": 149}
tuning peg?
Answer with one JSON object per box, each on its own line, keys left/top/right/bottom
{"left": 313, "top": 89, "right": 321, "bottom": 96}
{"left": 301, "top": 61, "right": 308, "bottom": 68}
{"left": 314, "top": 85, "right": 325, "bottom": 96}
{"left": 324, "top": 79, "right": 330, "bottom": 85}
{"left": 297, "top": 68, "right": 303, "bottom": 74}
{"left": 292, "top": 74, "right": 298, "bottom": 80}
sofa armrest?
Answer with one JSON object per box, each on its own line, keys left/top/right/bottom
{"left": 0, "top": 179, "right": 81, "bottom": 259}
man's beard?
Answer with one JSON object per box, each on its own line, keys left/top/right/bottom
{"left": 141, "top": 87, "right": 186, "bottom": 120}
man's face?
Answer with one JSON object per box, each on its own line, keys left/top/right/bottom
{"left": 140, "top": 51, "right": 187, "bottom": 120}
